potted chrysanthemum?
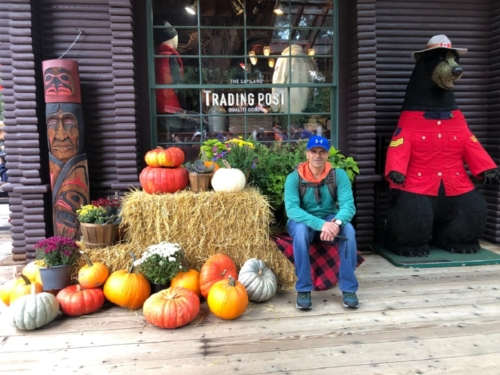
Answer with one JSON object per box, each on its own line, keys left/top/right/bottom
{"left": 133, "top": 242, "right": 187, "bottom": 293}
{"left": 34, "top": 236, "right": 80, "bottom": 291}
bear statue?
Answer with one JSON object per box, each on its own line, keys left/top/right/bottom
{"left": 384, "top": 34, "right": 500, "bottom": 257}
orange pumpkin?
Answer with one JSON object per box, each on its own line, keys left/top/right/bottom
{"left": 139, "top": 166, "right": 189, "bottom": 194}
{"left": 0, "top": 277, "right": 24, "bottom": 306}
{"left": 170, "top": 269, "right": 201, "bottom": 298}
{"left": 10, "top": 274, "right": 43, "bottom": 304}
{"left": 78, "top": 253, "right": 109, "bottom": 288}
{"left": 143, "top": 286, "right": 200, "bottom": 329}
{"left": 145, "top": 147, "right": 185, "bottom": 168}
{"left": 103, "top": 252, "right": 151, "bottom": 309}
{"left": 207, "top": 276, "right": 248, "bottom": 320}
{"left": 56, "top": 285, "right": 105, "bottom": 316}
{"left": 199, "top": 253, "right": 238, "bottom": 299}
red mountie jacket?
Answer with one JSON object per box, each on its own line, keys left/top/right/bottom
{"left": 385, "top": 110, "right": 497, "bottom": 196}
{"left": 154, "top": 44, "right": 184, "bottom": 114}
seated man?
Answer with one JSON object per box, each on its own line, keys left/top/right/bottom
{"left": 284, "top": 135, "right": 359, "bottom": 310}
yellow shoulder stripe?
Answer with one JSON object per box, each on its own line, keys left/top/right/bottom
{"left": 390, "top": 138, "right": 404, "bottom": 147}
{"left": 470, "top": 136, "right": 478, "bottom": 142}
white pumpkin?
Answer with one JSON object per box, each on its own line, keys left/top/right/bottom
{"left": 211, "top": 161, "right": 246, "bottom": 193}
{"left": 9, "top": 284, "right": 60, "bottom": 331}
{"left": 238, "top": 258, "right": 278, "bottom": 302}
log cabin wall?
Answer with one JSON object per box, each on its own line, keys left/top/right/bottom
{"left": 0, "top": 0, "right": 52, "bottom": 261}
{"left": 373, "top": 0, "right": 500, "bottom": 244}
{"left": 346, "top": 0, "right": 382, "bottom": 251}
{"left": 486, "top": 1, "right": 500, "bottom": 243}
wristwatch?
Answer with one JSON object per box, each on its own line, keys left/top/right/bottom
{"left": 334, "top": 219, "right": 342, "bottom": 227}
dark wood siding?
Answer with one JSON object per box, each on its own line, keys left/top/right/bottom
{"left": 374, "top": 0, "right": 500, "bottom": 244}
{"left": 486, "top": 1, "right": 500, "bottom": 242}
{"left": 346, "top": 0, "right": 382, "bottom": 251}
{"left": 0, "top": 0, "right": 52, "bottom": 261}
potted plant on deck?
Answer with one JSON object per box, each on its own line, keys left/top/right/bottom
{"left": 133, "top": 242, "right": 187, "bottom": 293}
{"left": 77, "top": 194, "right": 122, "bottom": 249}
{"left": 34, "top": 236, "right": 79, "bottom": 292}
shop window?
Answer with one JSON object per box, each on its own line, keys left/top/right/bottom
{"left": 147, "top": 0, "right": 338, "bottom": 160}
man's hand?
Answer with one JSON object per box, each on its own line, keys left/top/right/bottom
{"left": 482, "top": 167, "right": 500, "bottom": 184}
{"left": 388, "top": 171, "right": 405, "bottom": 185}
{"left": 320, "top": 221, "right": 340, "bottom": 242}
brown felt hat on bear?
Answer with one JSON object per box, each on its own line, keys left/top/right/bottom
{"left": 411, "top": 34, "right": 468, "bottom": 58}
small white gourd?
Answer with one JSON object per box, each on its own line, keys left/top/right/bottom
{"left": 238, "top": 258, "right": 278, "bottom": 302}
{"left": 211, "top": 160, "right": 246, "bottom": 193}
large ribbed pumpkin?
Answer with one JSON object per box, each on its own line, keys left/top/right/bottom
{"left": 103, "top": 253, "right": 151, "bottom": 309}
{"left": 139, "top": 166, "right": 189, "bottom": 194}
{"left": 145, "top": 146, "right": 185, "bottom": 168}
{"left": 9, "top": 285, "right": 60, "bottom": 331}
{"left": 143, "top": 287, "right": 200, "bottom": 329}
{"left": 199, "top": 253, "right": 238, "bottom": 299}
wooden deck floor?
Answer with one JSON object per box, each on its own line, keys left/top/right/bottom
{"left": 1, "top": 238, "right": 500, "bottom": 374}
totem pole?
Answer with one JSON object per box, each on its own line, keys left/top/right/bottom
{"left": 42, "top": 59, "right": 90, "bottom": 240}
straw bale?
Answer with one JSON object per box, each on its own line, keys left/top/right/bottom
{"left": 71, "top": 188, "right": 297, "bottom": 289}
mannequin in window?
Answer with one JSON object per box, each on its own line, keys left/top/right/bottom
{"left": 154, "top": 21, "right": 186, "bottom": 133}
{"left": 271, "top": 44, "right": 318, "bottom": 114}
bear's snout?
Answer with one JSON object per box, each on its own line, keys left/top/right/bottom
{"left": 452, "top": 66, "right": 463, "bottom": 77}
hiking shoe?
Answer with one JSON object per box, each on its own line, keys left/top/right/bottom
{"left": 342, "top": 292, "right": 359, "bottom": 309}
{"left": 296, "top": 292, "right": 312, "bottom": 310}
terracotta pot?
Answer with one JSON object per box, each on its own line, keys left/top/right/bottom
{"left": 80, "top": 223, "right": 117, "bottom": 249}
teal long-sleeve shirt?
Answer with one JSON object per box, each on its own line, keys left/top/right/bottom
{"left": 284, "top": 168, "right": 356, "bottom": 231}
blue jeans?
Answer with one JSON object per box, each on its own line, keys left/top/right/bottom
{"left": 287, "top": 214, "right": 359, "bottom": 293}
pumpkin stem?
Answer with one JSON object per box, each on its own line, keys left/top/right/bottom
{"left": 221, "top": 159, "right": 232, "bottom": 169}
{"left": 228, "top": 275, "right": 236, "bottom": 286}
{"left": 20, "top": 274, "right": 31, "bottom": 285}
{"left": 128, "top": 251, "right": 136, "bottom": 273}
{"left": 82, "top": 252, "right": 93, "bottom": 268}
{"left": 76, "top": 284, "right": 81, "bottom": 292}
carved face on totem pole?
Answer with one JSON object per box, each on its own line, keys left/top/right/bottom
{"left": 43, "top": 67, "right": 75, "bottom": 97}
{"left": 47, "top": 108, "right": 79, "bottom": 163}
{"left": 46, "top": 103, "right": 85, "bottom": 163}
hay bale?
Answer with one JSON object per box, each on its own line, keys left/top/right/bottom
{"left": 71, "top": 188, "right": 297, "bottom": 289}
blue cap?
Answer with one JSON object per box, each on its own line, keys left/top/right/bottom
{"left": 306, "top": 136, "right": 330, "bottom": 151}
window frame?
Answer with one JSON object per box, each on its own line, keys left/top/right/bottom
{"left": 146, "top": 0, "right": 339, "bottom": 149}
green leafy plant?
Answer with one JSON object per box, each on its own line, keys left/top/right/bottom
{"left": 200, "top": 139, "right": 227, "bottom": 161}
{"left": 133, "top": 242, "right": 187, "bottom": 285}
